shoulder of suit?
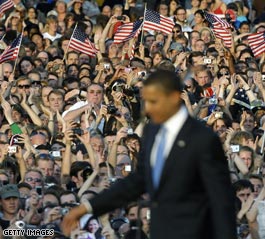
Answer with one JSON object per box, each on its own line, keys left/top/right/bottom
{"left": 187, "top": 116, "right": 217, "bottom": 137}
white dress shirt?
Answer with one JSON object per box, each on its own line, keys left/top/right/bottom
{"left": 150, "top": 105, "right": 188, "bottom": 167}
{"left": 62, "top": 100, "right": 105, "bottom": 132}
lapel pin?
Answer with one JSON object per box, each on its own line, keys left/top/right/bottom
{"left": 177, "top": 140, "right": 186, "bottom": 148}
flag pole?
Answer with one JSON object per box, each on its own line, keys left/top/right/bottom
{"left": 0, "top": 34, "right": 6, "bottom": 41}
{"left": 63, "top": 23, "right": 78, "bottom": 62}
{"left": 260, "top": 129, "right": 265, "bottom": 155}
{"left": 12, "top": 30, "right": 23, "bottom": 76}
{"left": 140, "top": 3, "right": 147, "bottom": 44}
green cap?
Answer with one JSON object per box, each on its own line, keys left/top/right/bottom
{"left": 1, "top": 184, "right": 20, "bottom": 199}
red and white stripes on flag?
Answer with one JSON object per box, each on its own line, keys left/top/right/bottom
{"left": 212, "top": 22, "right": 232, "bottom": 48}
{"left": 0, "top": 33, "right": 22, "bottom": 64}
{"left": 0, "top": 0, "right": 14, "bottom": 15}
{"left": 247, "top": 31, "right": 265, "bottom": 57}
{"left": 114, "top": 20, "right": 143, "bottom": 44}
{"left": 69, "top": 26, "right": 98, "bottom": 57}
{"left": 143, "top": 9, "right": 174, "bottom": 34}
{"left": 204, "top": 11, "right": 231, "bottom": 29}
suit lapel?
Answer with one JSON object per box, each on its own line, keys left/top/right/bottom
{"left": 144, "top": 123, "right": 160, "bottom": 196}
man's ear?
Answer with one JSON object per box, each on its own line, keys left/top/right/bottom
{"left": 170, "top": 91, "right": 182, "bottom": 104}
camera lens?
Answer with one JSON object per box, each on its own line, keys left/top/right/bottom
{"left": 107, "top": 105, "right": 118, "bottom": 114}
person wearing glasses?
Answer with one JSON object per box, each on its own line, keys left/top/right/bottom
{"left": 172, "top": 23, "right": 183, "bottom": 41}
{"left": 62, "top": 83, "right": 104, "bottom": 122}
{"left": 173, "top": 6, "right": 191, "bottom": 32}
{"left": 24, "top": 169, "right": 43, "bottom": 190}
{"left": 27, "top": 70, "right": 43, "bottom": 98}
{"left": 15, "top": 76, "right": 32, "bottom": 96}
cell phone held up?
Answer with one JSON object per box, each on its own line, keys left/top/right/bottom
{"left": 116, "top": 16, "right": 125, "bottom": 21}
{"left": 231, "top": 145, "right": 240, "bottom": 153}
{"left": 8, "top": 145, "right": 17, "bottom": 154}
{"left": 10, "top": 134, "right": 24, "bottom": 148}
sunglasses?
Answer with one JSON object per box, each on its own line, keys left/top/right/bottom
{"left": 25, "top": 177, "right": 42, "bottom": 183}
{"left": 173, "top": 30, "right": 181, "bottom": 33}
{"left": 32, "top": 81, "right": 42, "bottom": 85}
{"left": 30, "top": 131, "right": 46, "bottom": 137}
{"left": 36, "top": 153, "right": 54, "bottom": 160}
{"left": 17, "top": 85, "right": 31, "bottom": 89}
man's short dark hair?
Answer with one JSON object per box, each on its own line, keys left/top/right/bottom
{"left": 249, "top": 174, "right": 263, "bottom": 182}
{"left": 232, "top": 179, "right": 254, "bottom": 193}
{"left": 188, "top": 51, "right": 204, "bottom": 65}
{"left": 157, "top": 60, "right": 175, "bottom": 72}
{"left": 239, "top": 21, "right": 250, "bottom": 29}
{"left": 23, "top": 41, "right": 37, "bottom": 52}
{"left": 144, "top": 70, "right": 182, "bottom": 93}
{"left": 66, "top": 51, "right": 79, "bottom": 59}
{"left": 47, "top": 89, "right": 64, "bottom": 101}
{"left": 59, "top": 190, "right": 78, "bottom": 204}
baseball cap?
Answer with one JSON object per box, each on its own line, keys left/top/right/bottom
{"left": 251, "top": 100, "right": 265, "bottom": 114}
{"left": 1, "top": 184, "right": 20, "bottom": 199}
{"left": 169, "top": 42, "right": 184, "bottom": 52}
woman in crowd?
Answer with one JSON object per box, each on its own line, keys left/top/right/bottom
{"left": 25, "top": 7, "right": 44, "bottom": 33}
{"left": 56, "top": 0, "right": 67, "bottom": 24}
{"left": 4, "top": 11, "right": 23, "bottom": 33}
{"left": 169, "top": 0, "right": 180, "bottom": 17}
{"left": 68, "top": 0, "right": 86, "bottom": 22}
{"left": 186, "top": 0, "right": 201, "bottom": 26}
{"left": 193, "top": 9, "right": 207, "bottom": 31}
{"left": 210, "top": 0, "right": 227, "bottom": 14}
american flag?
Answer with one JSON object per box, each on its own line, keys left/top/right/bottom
{"left": 69, "top": 26, "right": 98, "bottom": 57}
{"left": 114, "top": 20, "right": 143, "bottom": 44}
{"left": 0, "top": 33, "right": 22, "bottom": 64}
{"left": 212, "top": 24, "right": 232, "bottom": 48}
{"left": 247, "top": 31, "right": 265, "bottom": 57}
{"left": 143, "top": 9, "right": 174, "bottom": 34}
{"left": 0, "top": 0, "right": 14, "bottom": 15}
{"left": 204, "top": 11, "right": 230, "bottom": 28}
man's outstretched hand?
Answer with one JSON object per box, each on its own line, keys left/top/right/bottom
{"left": 61, "top": 204, "right": 88, "bottom": 236}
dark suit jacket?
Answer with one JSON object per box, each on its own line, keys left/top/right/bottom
{"left": 90, "top": 116, "right": 237, "bottom": 239}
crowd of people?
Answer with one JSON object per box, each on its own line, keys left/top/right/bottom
{"left": 0, "top": 0, "right": 263, "bottom": 238}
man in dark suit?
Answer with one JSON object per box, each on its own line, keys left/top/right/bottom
{"left": 62, "top": 70, "right": 236, "bottom": 239}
